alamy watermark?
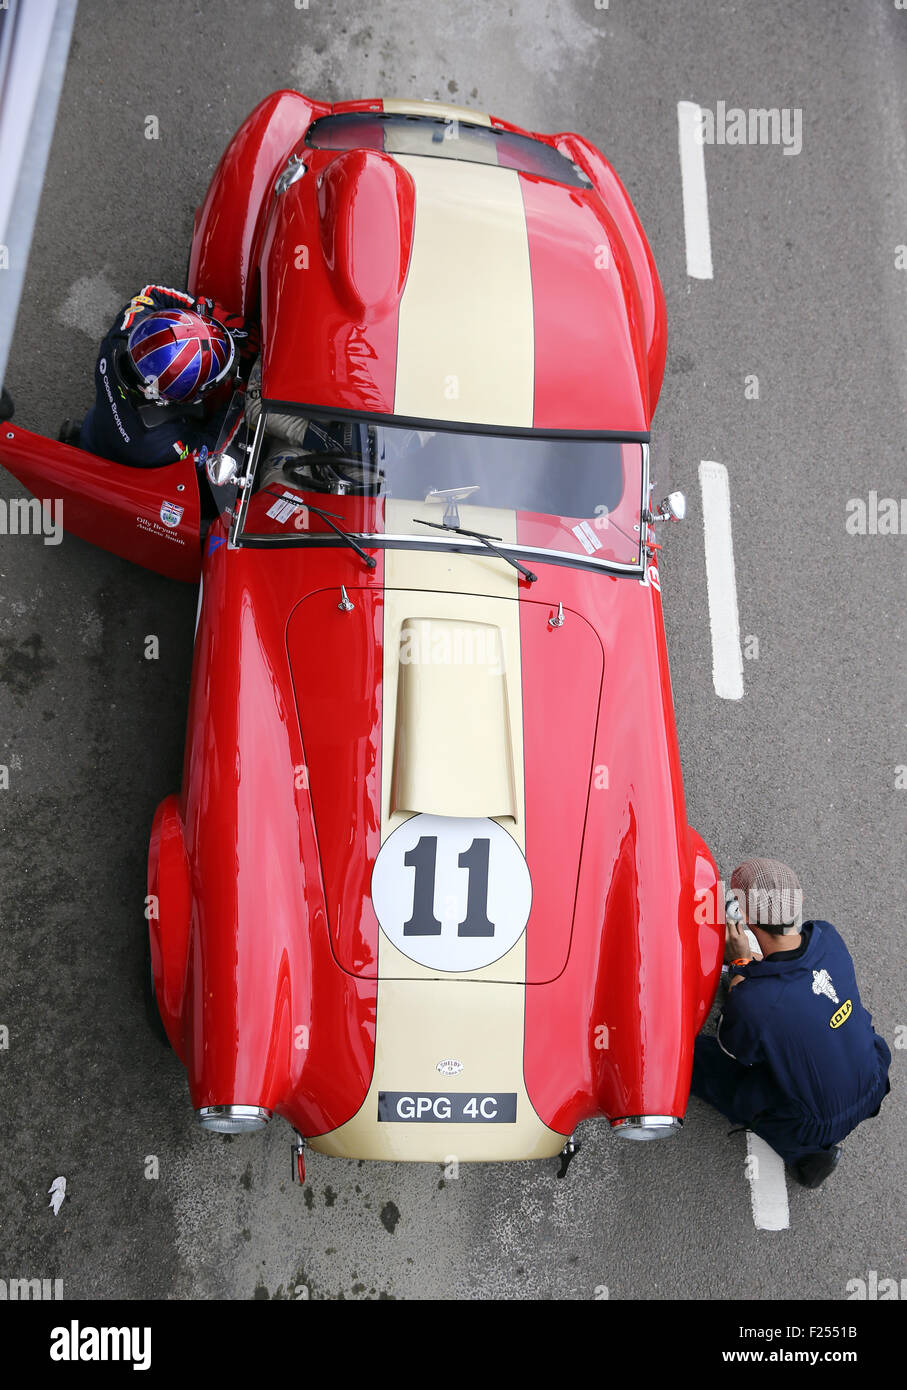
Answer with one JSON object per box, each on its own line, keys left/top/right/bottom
{"left": 694, "top": 877, "right": 803, "bottom": 928}
{"left": 0, "top": 1276, "right": 64, "bottom": 1299}
{"left": 696, "top": 101, "right": 803, "bottom": 157}
{"left": 0, "top": 495, "right": 62, "bottom": 545}
{"left": 398, "top": 620, "right": 505, "bottom": 675}
{"left": 845, "top": 491, "right": 907, "bottom": 535}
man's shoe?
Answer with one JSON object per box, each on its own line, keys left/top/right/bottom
{"left": 792, "top": 1146, "right": 842, "bottom": 1188}
{"left": 58, "top": 418, "right": 82, "bottom": 447}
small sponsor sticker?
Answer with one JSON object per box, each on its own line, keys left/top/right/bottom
{"left": 812, "top": 969, "right": 839, "bottom": 1005}
{"left": 160, "top": 501, "right": 184, "bottom": 528}
{"left": 830, "top": 999, "right": 853, "bottom": 1029}
{"left": 572, "top": 519, "right": 603, "bottom": 555}
{"left": 378, "top": 1092, "right": 517, "bottom": 1123}
{"left": 265, "top": 491, "right": 303, "bottom": 524}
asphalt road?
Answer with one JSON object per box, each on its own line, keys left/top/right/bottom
{"left": 1, "top": 0, "right": 904, "bottom": 1301}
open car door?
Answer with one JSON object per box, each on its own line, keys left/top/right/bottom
{"left": 0, "top": 421, "right": 202, "bottom": 582}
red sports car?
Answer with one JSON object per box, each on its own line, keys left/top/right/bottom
{"left": 0, "top": 93, "right": 723, "bottom": 1174}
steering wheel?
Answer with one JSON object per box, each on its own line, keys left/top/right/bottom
{"left": 287, "top": 451, "right": 384, "bottom": 496}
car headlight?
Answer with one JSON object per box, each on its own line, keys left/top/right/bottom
{"left": 611, "top": 1115, "right": 681, "bottom": 1141}
{"left": 196, "top": 1105, "right": 272, "bottom": 1134}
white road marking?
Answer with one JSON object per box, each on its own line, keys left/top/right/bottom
{"left": 699, "top": 461, "right": 744, "bottom": 700}
{"left": 677, "top": 101, "right": 714, "bottom": 280}
{"left": 746, "top": 1132, "right": 790, "bottom": 1231}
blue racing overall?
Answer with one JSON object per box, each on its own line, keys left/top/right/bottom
{"left": 691, "top": 920, "right": 891, "bottom": 1163}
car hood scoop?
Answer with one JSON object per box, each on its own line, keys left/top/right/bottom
{"left": 390, "top": 616, "right": 518, "bottom": 821}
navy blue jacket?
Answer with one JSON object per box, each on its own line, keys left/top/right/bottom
{"left": 79, "top": 285, "right": 227, "bottom": 468}
{"left": 718, "top": 921, "right": 891, "bottom": 1148}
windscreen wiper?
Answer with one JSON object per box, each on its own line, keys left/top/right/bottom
{"left": 413, "top": 519, "right": 537, "bottom": 583}
{"left": 263, "top": 489, "right": 376, "bottom": 569}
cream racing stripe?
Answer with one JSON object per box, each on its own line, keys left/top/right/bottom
{"left": 392, "top": 616, "right": 517, "bottom": 820}
{"left": 382, "top": 97, "right": 492, "bottom": 126}
{"left": 391, "top": 155, "right": 535, "bottom": 427}
{"left": 307, "top": 530, "right": 566, "bottom": 1161}
{"left": 307, "top": 977, "right": 564, "bottom": 1161}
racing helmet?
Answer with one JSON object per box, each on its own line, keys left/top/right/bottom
{"left": 126, "top": 308, "right": 235, "bottom": 404}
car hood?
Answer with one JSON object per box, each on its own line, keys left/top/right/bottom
{"left": 287, "top": 579, "right": 604, "bottom": 985}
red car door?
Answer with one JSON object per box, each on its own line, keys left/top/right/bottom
{"left": 0, "top": 423, "right": 202, "bottom": 582}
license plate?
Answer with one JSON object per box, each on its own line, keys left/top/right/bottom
{"left": 377, "top": 1091, "right": 517, "bottom": 1123}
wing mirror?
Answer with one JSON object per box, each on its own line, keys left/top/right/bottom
{"left": 206, "top": 451, "right": 242, "bottom": 489}
{"left": 645, "top": 490, "right": 686, "bottom": 524}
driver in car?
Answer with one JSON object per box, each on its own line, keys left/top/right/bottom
{"left": 59, "top": 284, "right": 254, "bottom": 469}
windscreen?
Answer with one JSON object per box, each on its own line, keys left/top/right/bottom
{"left": 237, "top": 410, "right": 645, "bottom": 571}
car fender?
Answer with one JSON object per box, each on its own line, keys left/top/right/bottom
{"left": 188, "top": 88, "right": 329, "bottom": 316}
{"left": 552, "top": 132, "right": 668, "bottom": 421}
{"left": 688, "top": 825, "right": 724, "bottom": 1030}
{"left": 147, "top": 794, "right": 192, "bottom": 1056}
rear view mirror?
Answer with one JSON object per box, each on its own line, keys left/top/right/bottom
{"left": 645, "top": 490, "right": 687, "bottom": 524}
{"left": 206, "top": 451, "right": 241, "bottom": 489}
{"left": 661, "top": 490, "right": 686, "bottom": 521}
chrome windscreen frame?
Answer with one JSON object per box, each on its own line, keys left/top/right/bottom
{"left": 228, "top": 410, "right": 265, "bottom": 549}
{"left": 231, "top": 408, "right": 651, "bottom": 577}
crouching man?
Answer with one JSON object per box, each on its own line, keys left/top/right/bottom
{"left": 692, "top": 858, "right": 891, "bottom": 1187}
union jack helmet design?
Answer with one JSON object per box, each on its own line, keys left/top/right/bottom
{"left": 127, "top": 309, "right": 234, "bottom": 403}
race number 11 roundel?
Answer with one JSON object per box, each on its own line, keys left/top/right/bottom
{"left": 371, "top": 814, "right": 532, "bottom": 972}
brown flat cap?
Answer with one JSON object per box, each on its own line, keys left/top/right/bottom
{"left": 730, "top": 858, "right": 803, "bottom": 933}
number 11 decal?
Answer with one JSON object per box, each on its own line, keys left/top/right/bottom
{"left": 372, "top": 814, "right": 532, "bottom": 973}
{"left": 457, "top": 838, "right": 494, "bottom": 937}
{"left": 403, "top": 836, "right": 494, "bottom": 937}
{"left": 403, "top": 836, "right": 443, "bottom": 935}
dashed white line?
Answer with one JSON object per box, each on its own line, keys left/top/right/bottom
{"left": 746, "top": 1132, "right": 790, "bottom": 1231}
{"left": 699, "top": 460, "right": 744, "bottom": 700}
{"left": 677, "top": 101, "right": 714, "bottom": 280}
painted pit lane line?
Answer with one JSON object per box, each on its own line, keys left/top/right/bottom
{"left": 677, "top": 100, "right": 781, "bottom": 1217}
{"left": 677, "top": 100, "right": 714, "bottom": 281}
{"left": 746, "top": 1132, "right": 790, "bottom": 1232}
{"left": 699, "top": 461, "right": 744, "bottom": 701}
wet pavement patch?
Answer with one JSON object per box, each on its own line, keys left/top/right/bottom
{"left": 0, "top": 632, "right": 56, "bottom": 698}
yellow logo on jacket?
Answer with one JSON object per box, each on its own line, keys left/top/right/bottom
{"left": 830, "top": 999, "right": 852, "bottom": 1029}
